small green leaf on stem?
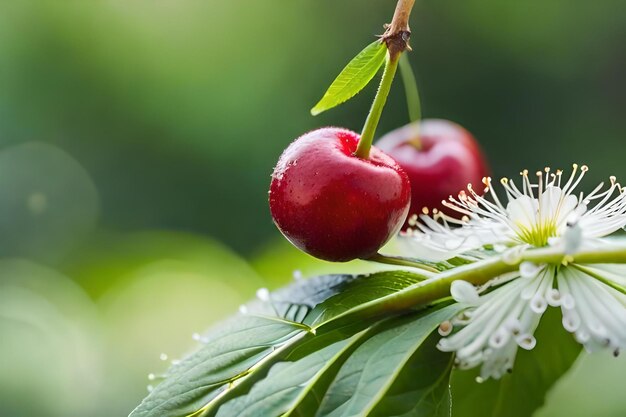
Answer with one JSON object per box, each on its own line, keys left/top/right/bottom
{"left": 311, "top": 40, "right": 387, "bottom": 116}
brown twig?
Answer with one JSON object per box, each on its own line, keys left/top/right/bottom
{"left": 381, "top": 0, "right": 416, "bottom": 58}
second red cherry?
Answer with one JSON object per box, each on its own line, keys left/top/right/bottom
{"left": 376, "top": 119, "right": 490, "bottom": 229}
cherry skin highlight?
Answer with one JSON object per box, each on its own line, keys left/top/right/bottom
{"left": 376, "top": 119, "right": 490, "bottom": 229}
{"left": 269, "top": 127, "right": 411, "bottom": 262}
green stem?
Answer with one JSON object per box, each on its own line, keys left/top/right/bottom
{"left": 316, "top": 243, "right": 626, "bottom": 330}
{"left": 398, "top": 53, "right": 422, "bottom": 124}
{"left": 355, "top": 52, "right": 399, "bottom": 159}
{"left": 364, "top": 253, "right": 438, "bottom": 273}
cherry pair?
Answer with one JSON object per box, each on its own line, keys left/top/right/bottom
{"left": 269, "top": 120, "right": 489, "bottom": 262}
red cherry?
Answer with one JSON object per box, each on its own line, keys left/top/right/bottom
{"left": 269, "top": 127, "right": 411, "bottom": 262}
{"left": 376, "top": 119, "right": 490, "bottom": 228}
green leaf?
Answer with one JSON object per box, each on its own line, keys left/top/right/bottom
{"left": 303, "top": 270, "right": 430, "bottom": 327}
{"left": 449, "top": 307, "right": 582, "bottom": 417}
{"left": 311, "top": 40, "right": 387, "bottom": 116}
{"left": 127, "top": 255, "right": 525, "bottom": 417}
{"left": 128, "top": 315, "right": 308, "bottom": 417}
{"left": 215, "top": 306, "right": 460, "bottom": 417}
{"left": 316, "top": 305, "right": 461, "bottom": 417}
{"left": 368, "top": 331, "right": 453, "bottom": 417}
{"left": 128, "top": 269, "right": 461, "bottom": 417}
{"left": 244, "top": 270, "right": 431, "bottom": 328}
{"left": 215, "top": 323, "right": 373, "bottom": 417}
{"left": 244, "top": 273, "right": 359, "bottom": 323}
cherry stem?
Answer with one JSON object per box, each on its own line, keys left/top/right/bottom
{"left": 364, "top": 252, "right": 439, "bottom": 273}
{"left": 398, "top": 54, "right": 423, "bottom": 149}
{"left": 355, "top": 53, "right": 399, "bottom": 159}
{"left": 398, "top": 54, "right": 421, "bottom": 123}
{"left": 354, "top": 0, "right": 416, "bottom": 160}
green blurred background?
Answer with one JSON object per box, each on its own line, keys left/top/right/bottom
{"left": 0, "top": 1, "right": 625, "bottom": 416}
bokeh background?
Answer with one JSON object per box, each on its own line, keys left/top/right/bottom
{"left": 1, "top": 1, "right": 625, "bottom": 416}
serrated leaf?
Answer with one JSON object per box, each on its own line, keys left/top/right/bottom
{"left": 449, "top": 307, "right": 582, "bottom": 417}
{"left": 311, "top": 40, "right": 387, "bottom": 116}
{"left": 244, "top": 273, "right": 359, "bottom": 322}
{"left": 128, "top": 315, "right": 307, "bottom": 417}
{"left": 316, "top": 305, "right": 461, "bottom": 417}
{"left": 243, "top": 270, "right": 432, "bottom": 329}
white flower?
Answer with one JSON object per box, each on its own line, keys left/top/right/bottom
{"left": 401, "top": 164, "right": 626, "bottom": 260}
{"left": 439, "top": 266, "right": 554, "bottom": 381}
{"left": 556, "top": 265, "right": 626, "bottom": 354}
{"left": 440, "top": 262, "right": 626, "bottom": 380}
{"left": 403, "top": 165, "right": 626, "bottom": 380}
